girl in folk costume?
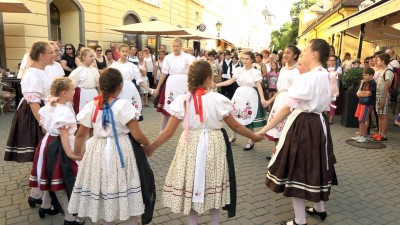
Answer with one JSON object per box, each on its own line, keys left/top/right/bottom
{"left": 69, "top": 48, "right": 99, "bottom": 114}
{"left": 154, "top": 38, "right": 195, "bottom": 132}
{"left": 45, "top": 41, "right": 65, "bottom": 80}
{"left": 110, "top": 44, "right": 153, "bottom": 118}
{"left": 68, "top": 68, "right": 155, "bottom": 225}
{"left": 257, "top": 39, "right": 337, "bottom": 225}
{"left": 5, "top": 42, "right": 54, "bottom": 208}
{"left": 264, "top": 45, "right": 300, "bottom": 159}
{"left": 216, "top": 51, "right": 267, "bottom": 151}
{"left": 29, "top": 77, "right": 83, "bottom": 225}
{"left": 144, "top": 60, "right": 263, "bottom": 225}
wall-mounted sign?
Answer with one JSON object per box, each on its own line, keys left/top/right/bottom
{"left": 141, "top": 0, "right": 161, "bottom": 8}
{"left": 359, "top": 0, "right": 375, "bottom": 11}
{"left": 197, "top": 23, "right": 206, "bottom": 32}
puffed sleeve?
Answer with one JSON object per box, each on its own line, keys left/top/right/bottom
{"left": 68, "top": 67, "right": 80, "bottom": 87}
{"left": 232, "top": 67, "right": 242, "bottom": 79}
{"left": 21, "top": 69, "right": 44, "bottom": 103}
{"left": 132, "top": 65, "right": 143, "bottom": 85}
{"left": 53, "top": 105, "right": 77, "bottom": 129}
{"left": 76, "top": 101, "right": 95, "bottom": 128}
{"left": 161, "top": 55, "right": 170, "bottom": 74}
{"left": 287, "top": 73, "right": 314, "bottom": 108}
{"left": 214, "top": 93, "right": 233, "bottom": 118}
{"left": 116, "top": 99, "right": 141, "bottom": 125}
{"left": 252, "top": 69, "right": 262, "bottom": 83}
{"left": 169, "top": 94, "right": 186, "bottom": 120}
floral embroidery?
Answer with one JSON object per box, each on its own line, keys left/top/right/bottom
{"left": 233, "top": 101, "right": 253, "bottom": 120}
{"left": 269, "top": 110, "right": 285, "bottom": 132}
{"left": 167, "top": 92, "right": 174, "bottom": 104}
{"left": 131, "top": 97, "right": 139, "bottom": 109}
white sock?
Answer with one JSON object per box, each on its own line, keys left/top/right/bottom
{"left": 160, "top": 115, "right": 169, "bottom": 133}
{"left": 314, "top": 201, "right": 325, "bottom": 212}
{"left": 30, "top": 187, "right": 42, "bottom": 199}
{"left": 292, "top": 197, "right": 307, "bottom": 225}
{"left": 61, "top": 191, "right": 75, "bottom": 222}
{"left": 188, "top": 209, "right": 198, "bottom": 225}
{"left": 231, "top": 132, "right": 237, "bottom": 139}
{"left": 248, "top": 128, "right": 254, "bottom": 145}
{"left": 124, "top": 216, "right": 138, "bottom": 225}
{"left": 210, "top": 208, "right": 219, "bottom": 225}
{"left": 41, "top": 191, "right": 51, "bottom": 209}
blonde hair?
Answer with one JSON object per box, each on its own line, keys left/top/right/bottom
{"left": 118, "top": 44, "right": 128, "bottom": 51}
{"left": 139, "top": 68, "right": 147, "bottom": 74}
{"left": 171, "top": 37, "right": 183, "bottom": 46}
{"left": 79, "top": 48, "right": 94, "bottom": 62}
{"left": 50, "top": 77, "right": 73, "bottom": 106}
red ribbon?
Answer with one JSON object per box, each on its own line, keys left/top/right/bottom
{"left": 92, "top": 95, "right": 117, "bottom": 123}
{"left": 192, "top": 88, "right": 206, "bottom": 123}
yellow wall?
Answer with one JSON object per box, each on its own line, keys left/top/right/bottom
{"left": 298, "top": 7, "right": 374, "bottom": 61}
{"left": 1, "top": 0, "right": 208, "bottom": 71}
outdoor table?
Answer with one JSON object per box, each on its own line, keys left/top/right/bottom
{"left": 1, "top": 75, "right": 22, "bottom": 107}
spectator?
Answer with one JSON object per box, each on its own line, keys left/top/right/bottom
{"left": 127, "top": 45, "right": 139, "bottom": 66}
{"left": 385, "top": 48, "right": 400, "bottom": 68}
{"left": 110, "top": 42, "right": 119, "bottom": 60}
{"left": 341, "top": 52, "right": 352, "bottom": 72}
{"left": 93, "top": 45, "right": 107, "bottom": 71}
{"left": 159, "top": 44, "right": 168, "bottom": 55}
{"left": 105, "top": 49, "right": 115, "bottom": 67}
{"left": 60, "top": 43, "right": 77, "bottom": 77}
{"left": 372, "top": 53, "right": 394, "bottom": 142}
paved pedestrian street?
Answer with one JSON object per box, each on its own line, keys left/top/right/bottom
{"left": 1, "top": 106, "right": 399, "bottom": 225}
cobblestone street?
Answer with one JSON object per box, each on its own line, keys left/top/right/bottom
{"left": 1, "top": 106, "right": 399, "bottom": 225}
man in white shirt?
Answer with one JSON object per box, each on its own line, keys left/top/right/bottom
{"left": 385, "top": 48, "right": 400, "bottom": 68}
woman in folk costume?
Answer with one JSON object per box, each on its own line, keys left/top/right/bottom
{"left": 216, "top": 51, "right": 267, "bottom": 151}
{"left": 154, "top": 38, "right": 195, "bottom": 132}
{"left": 45, "top": 41, "right": 65, "bottom": 80}
{"left": 68, "top": 68, "right": 155, "bottom": 225}
{"left": 69, "top": 48, "right": 99, "bottom": 114}
{"left": 29, "top": 77, "right": 84, "bottom": 225}
{"left": 144, "top": 60, "right": 263, "bottom": 225}
{"left": 264, "top": 45, "right": 300, "bottom": 160}
{"left": 257, "top": 39, "right": 337, "bottom": 225}
{"left": 110, "top": 44, "right": 153, "bottom": 120}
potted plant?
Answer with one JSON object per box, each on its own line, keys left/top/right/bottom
{"left": 340, "top": 67, "right": 363, "bottom": 127}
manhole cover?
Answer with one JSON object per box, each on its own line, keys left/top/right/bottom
{"left": 345, "top": 139, "right": 387, "bottom": 149}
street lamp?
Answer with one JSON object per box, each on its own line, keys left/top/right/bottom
{"left": 216, "top": 20, "right": 222, "bottom": 47}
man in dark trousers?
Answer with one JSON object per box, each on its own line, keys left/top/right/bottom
{"left": 221, "top": 50, "right": 232, "bottom": 97}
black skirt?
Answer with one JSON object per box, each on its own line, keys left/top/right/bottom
{"left": 4, "top": 100, "right": 44, "bottom": 162}
{"left": 265, "top": 112, "right": 337, "bottom": 202}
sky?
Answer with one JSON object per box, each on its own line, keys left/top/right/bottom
{"left": 255, "top": 0, "right": 297, "bottom": 28}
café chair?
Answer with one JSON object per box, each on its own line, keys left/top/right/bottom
{"left": 0, "top": 82, "right": 16, "bottom": 116}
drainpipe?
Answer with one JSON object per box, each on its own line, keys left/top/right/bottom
{"left": 314, "top": 28, "right": 318, "bottom": 38}
{"left": 357, "top": 24, "right": 366, "bottom": 59}
{"left": 337, "top": 8, "right": 345, "bottom": 59}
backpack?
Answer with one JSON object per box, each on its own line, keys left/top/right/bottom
{"left": 383, "top": 67, "right": 400, "bottom": 99}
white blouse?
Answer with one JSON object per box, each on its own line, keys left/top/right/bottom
{"left": 77, "top": 99, "right": 141, "bottom": 138}
{"left": 110, "top": 61, "right": 142, "bottom": 85}
{"left": 232, "top": 67, "right": 262, "bottom": 87}
{"left": 144, "top": 54, "right": 155, "bottom": 72}
{"left": 45, "top": 62, "right": 65, "bottom": 81}
{"left": 21, "top": 67, "right": 52, "bottom": 103}
{"left": 39, "top": 103, "right": 77, "bottom": 135}
{"left": 68, "top": 66, "right": 99, "bottom": 89}
{"left": 276, "top": 67, "right": 300, "bottom": 92}
{"left": 169, "top": 92, "right": 233, "bottom": 130}
{"left": 287, "top": 66, "right": 332, "bottom": 113}
{"left": 162, "top": 52, "right": 195, "bottom": 76}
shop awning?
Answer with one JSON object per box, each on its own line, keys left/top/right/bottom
{"left": 327, "top": 0, "right": 399, "bottom": 35}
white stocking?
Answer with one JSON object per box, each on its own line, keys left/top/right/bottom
{"left": 60, "top": 191, "right": 75, "bottom": 222}
{"left": 188, "top": 209, "right": 198, "bottom": 225}
{"left": 30, "top": 187, "right": 42, "bottom": 199}
{"left": 124, "top": 216, "right": 138, "bottom": 225}
{"left": 231, "top": 132, "right": 237, "bottom": 140}
{"left": 314, "top": 201, "right": 325, "bottom": 212}
{"left": 292, "top": 197, "right": 307, "bottom": 225}
{"left": 248, "top": 128, "right": 254, "bottom": 144}
{"left": 40, "top": 191, "right": 51, "bottom": 209}
{"left": 210, "top": 208, "right": 219, "bottom": 225}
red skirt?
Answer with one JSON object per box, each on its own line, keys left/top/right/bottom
{"left": 156, "top": 82, "right": 171, "bottom": 117}
{"left": 72, "top": 87, "right": 81, "bottom": 115}
{"left": 29, "top": 135, "right": 78, "bottom": 191}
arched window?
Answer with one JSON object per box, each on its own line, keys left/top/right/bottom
{"left": 123, "top": 12, "right": 141, "bottom": 47}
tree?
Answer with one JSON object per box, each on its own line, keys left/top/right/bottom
{"left": 270, "top": 0, "right": 316, "bottom": 51}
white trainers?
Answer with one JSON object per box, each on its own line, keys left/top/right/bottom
{"left": 351, "top": 135, "right": 361, "bottom": 141}
{"left": 357, "top": 136, "right": 368, "bottom": 143}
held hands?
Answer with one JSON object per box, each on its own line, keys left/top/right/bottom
{"left": 251, "top": 133, "right": 265, "bottom": 143}
{"left": 142, "top": 145, "right": 155, "bottom": 157}
{"left": 66, "top": 151, "right": 83, "bottom": 161}
{"left": 261, "top": 100, "right": 270, "bottom": 108}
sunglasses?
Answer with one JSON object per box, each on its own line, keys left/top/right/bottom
{"left": 65, "top": 48, "right": 72, "bottom": 50}
{"left": 96, "top": 49, "right": 102, "bottom": 52}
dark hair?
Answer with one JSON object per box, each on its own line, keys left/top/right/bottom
{"left": 377, "top": 53, "right": 390, "bottom": 65}
{"left": 364, "top": 56, "right": 370, "bottom": 62}
{"left": 63, "top": 43, "right": 76, "bottom": 57}
{"left": 329, "top": 55, "right": 338, "bottom": 60}
{"left": 373, "top": 51, "right": 384, "bottom": 57}
{"left": 99, "top": 68, "right": 123, "bottom": 105}
{"left": 187, "top": 60, "right": 212, "bottom": 93}
{"left": 363, "top": 67, "right": 375, "bottom": 76}
{"left": 94, "top": 45, "right": 102, "bottom": 50}
{"left": 309, "top": 39, "right": 330, "bottom": 67}
{"left": 285, "top": 44, "right": 301, "bottom": 61}
{"left": 144, "top": 45, "right": 152, "bottom": 54}
{"left": 105, "top": 49, "right": 112, "bottom": 55}
{"left": 30, "top": 41, "right": 49, "bottom": 61}
{"left": 243, "top": 51, "right": 255, "bottom": 61}
{"left": 129, "top": 45, "right": 137, "bottom": 50}
{"left": 255, "top": 53, "right": 263, "bottom": 59}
